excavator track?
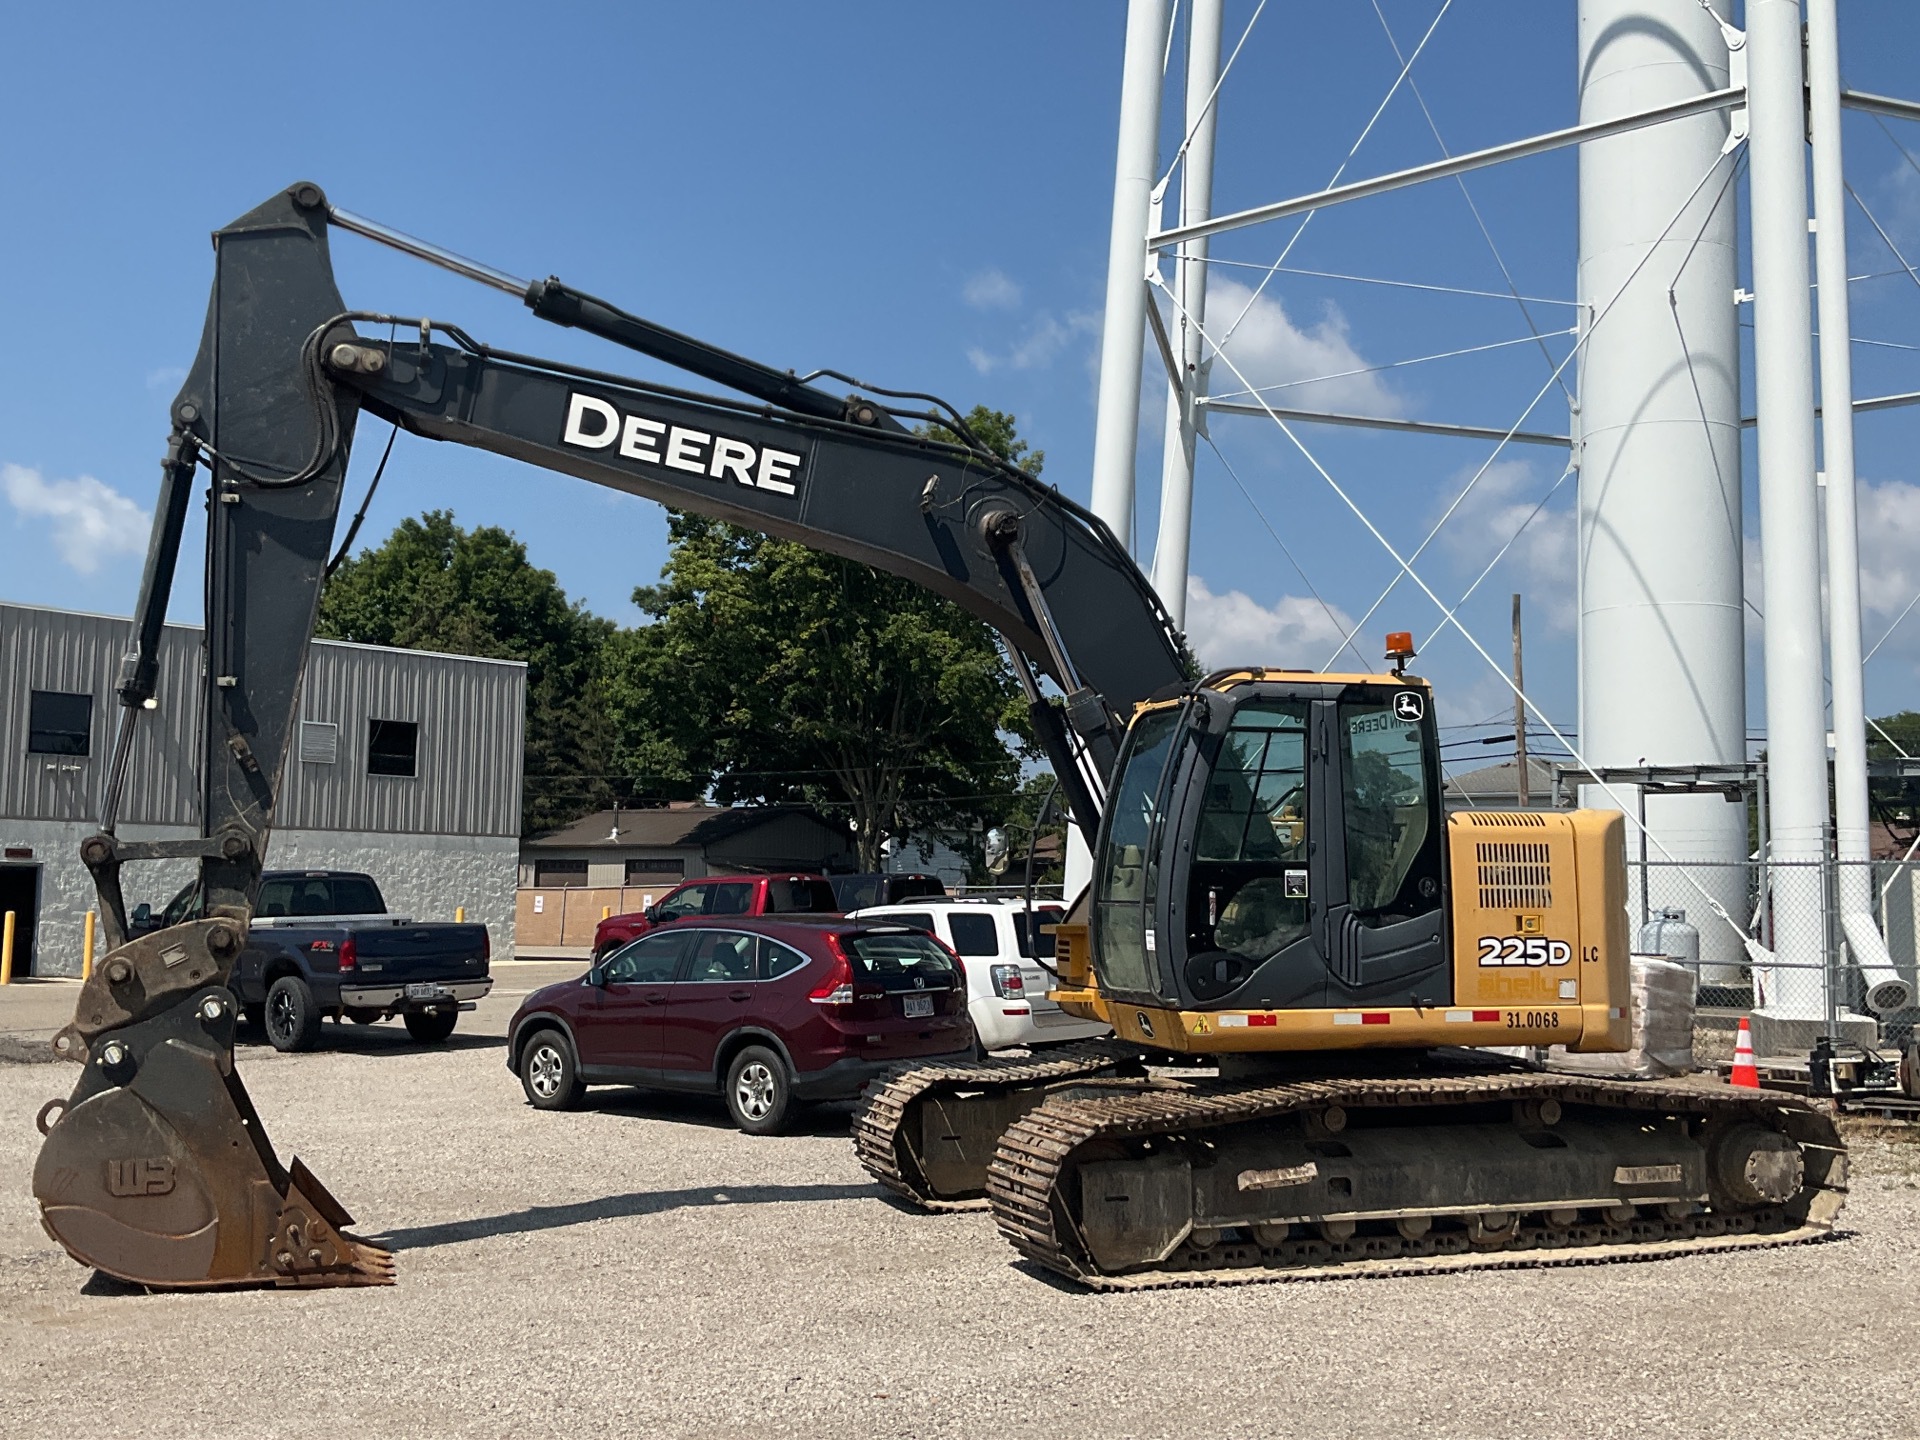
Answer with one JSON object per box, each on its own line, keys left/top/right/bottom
{"left": 853, "top": 1042, "right": 1145, "bottom": 1210}
{"left": 986, "top": 1068, "right": 1847, "bottom": 1291}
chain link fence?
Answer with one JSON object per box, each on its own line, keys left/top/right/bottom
{"left": 1626, "top": 856, "right": 1918, "bottom": 1058}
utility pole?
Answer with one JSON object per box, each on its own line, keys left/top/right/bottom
{"left": 1513, "top": 594, "right": 1529, "bottom": 808}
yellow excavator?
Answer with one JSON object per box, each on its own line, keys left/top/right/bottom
{"left": 31, "top": 184, "right": 1843, "bottom": 1291}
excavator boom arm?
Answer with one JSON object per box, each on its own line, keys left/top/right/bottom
{"left": 91, "top": 182, "right": 1185, "bottom": 946}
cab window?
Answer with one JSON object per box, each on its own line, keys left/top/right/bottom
{"left": 1093, "top": 706, "right": 1184, "bottom": 996}
{"left": 1188, "top": 701, "right": 1311, "bottom": 965}
{"left": 706, "top": 882, "right": 754, "bottom": 916}
{"left": 1339, "top": 699, "right": 1437, "bottom": 918}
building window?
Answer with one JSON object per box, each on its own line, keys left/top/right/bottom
{"left": 626, "top": 858, "right": 686, "bottom": 883}
{"left": 534, "top": 859, "right": 589, "bottom": 888}
{"left": 300, "top": 720, "right": 339, "bottom": 764}
{"left": 28, "top": 691, "right": 92, "bottom": 756}
{"left": 367, "top": 719, "right": 418, "bottom": 777}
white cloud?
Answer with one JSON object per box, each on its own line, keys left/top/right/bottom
{"left": 1184, "top": 574, "right": 1355, "bottom": 669}
{"left": 962, "top": 268, "right": 1021, "bottom": 311}
{"left": 3, "top": 463, "right": 150, "bottom": 574}
{"left": 1434, "top": 458, "right": 1576, "bottom": 630}
{"left": 1856, "top": 478, "right": 1920, "bottom": 622}
{"left": 145, "top": 365, "right": 187, "bottom": 392}
{"left": 967, "top": 309, "right": 1099, "bottom": 375}
{"left": 1201, "top": 277, "right": 1403, "bottom": 417}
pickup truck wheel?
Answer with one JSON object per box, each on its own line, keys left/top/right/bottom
{"left": 519, "top": 1030, "right": 584, "bottom": 1110}
{"left": 724, "top": 1045, "right": 792, "bottom": 1135}
{"left": 404, "top": 1009, "right": 458, "bottom": 1044}
{"left": 264, "top": 976, "right": 321, "bottom": 1053}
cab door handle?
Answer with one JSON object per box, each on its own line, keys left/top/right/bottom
{"left": 728, "top": 989, "right": 752, "bottom": 1002}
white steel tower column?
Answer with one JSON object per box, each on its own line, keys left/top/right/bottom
{"left": 1089, "top": 0, "right": 1171, "bottom": 550}
{"left": 1575, "top": 1, "right": 1747, "bottom": 980}
{"left": 1150, "top": 0, "right": 1224, "bottom": 631}
{"left": 1748, "top": 0, "right": 1833, "bottom": 1018}
{"left": 1807, "top": 0, "right": 1911, "bottom": 1014}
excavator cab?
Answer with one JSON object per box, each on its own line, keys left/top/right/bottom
{"left": 1093, "top": 672, "right": 1447, "bottom": 1016}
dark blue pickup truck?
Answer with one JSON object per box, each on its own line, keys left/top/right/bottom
{"left": 136, "top": 870, "right": 493, "bottom": 1052}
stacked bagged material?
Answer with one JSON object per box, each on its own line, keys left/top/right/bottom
{"left": 1547, "top": 955, "right": 1696, "bottom": 1078}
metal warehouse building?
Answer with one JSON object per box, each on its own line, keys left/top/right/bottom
{"left": 1, "top": 601, "right": 525, "bottom": 976}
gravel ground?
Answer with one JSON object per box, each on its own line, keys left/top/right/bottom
{"left": 3, "top": 974, "right": 1919, "bottom": 1440}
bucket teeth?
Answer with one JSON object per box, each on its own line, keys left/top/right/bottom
{"left": 265, "top": 1170, "right": 394, "bottom": 1287}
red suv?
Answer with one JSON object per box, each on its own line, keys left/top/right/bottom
{"left": 591, "top": 874, "right": 840, "bottom": 959}
{"left": 508, "top": 916, "right": 973, "bottom": 1133}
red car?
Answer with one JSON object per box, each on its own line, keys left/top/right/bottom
{"left": 508, "top": 916, "right": 973, "bottom": 1133}
{"left": 591, "top": 873, "right": 840, "bottom": 959}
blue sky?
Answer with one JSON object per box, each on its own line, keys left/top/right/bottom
{"left": 7, "top": 1, "right": 1920, "bottom": 768}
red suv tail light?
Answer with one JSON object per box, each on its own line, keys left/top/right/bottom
{"left": 338, "top": 936, "right": 358, "bottom": 973}
{"left": 809, "top": 936, "right": 856, "bottom": 1006}
{"left": 989, "top": 963, "right": 1024, "bottom": 999}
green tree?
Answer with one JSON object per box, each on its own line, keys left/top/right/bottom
{"left": 1868, "top": 711, "right": 1920, "bottom": 824}
{"left": 608, "top": 406, "right": 1041, "bottom": 869}
{"left": 317, "top": 511, "right": 632, "bottom": 834}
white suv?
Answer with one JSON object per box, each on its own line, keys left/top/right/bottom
{"left": 848, "top": 898, "right": 1111, "bottom": 1053}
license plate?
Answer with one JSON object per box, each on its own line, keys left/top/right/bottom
{"left": 902, "top": 994, "right": 934, "bottom": 1019}
{"left": 406, "top": 983, "right": 450, "bottom": 1001}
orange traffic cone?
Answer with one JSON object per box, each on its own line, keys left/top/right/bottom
{"left": 1730, "top": 1017, "right": 1760, "bottom": 1089}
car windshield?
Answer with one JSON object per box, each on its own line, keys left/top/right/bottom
{"left": 767, "top": 878, "right": 838, "bottom": 913}
{"left": 844, "top": 932, "right": 960, "bottom": 990}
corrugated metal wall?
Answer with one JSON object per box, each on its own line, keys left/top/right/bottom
{"left": 1, "top": 603, "right": 202, "bottom": 825}
{"left": 282, "top": 639, "right": 524, "bottom": 836}
{"left": 2, "top": 602, "right": 524, "bottom": 837}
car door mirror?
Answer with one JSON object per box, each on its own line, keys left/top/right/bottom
{"left": 646, "top": 905, "right": 664, "bottom": 923}
{"left": 132, "top": 903, "right": 152, "bottom": 924}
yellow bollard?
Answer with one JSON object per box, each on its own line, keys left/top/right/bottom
{"left": 601, "top": 905, "right": 611, "bottom": 920}
{"left": 1, "top": 910, "right": 13, "bottom": 985}
{"left": 455, "top": 906, "right": 466, "bottom": 923}
{"left": 83, "top": 910, "right": 96, "bottom": 980}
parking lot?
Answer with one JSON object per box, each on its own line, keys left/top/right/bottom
{"left": 4, "top": 966, "right": 1920, "bottom": 1440}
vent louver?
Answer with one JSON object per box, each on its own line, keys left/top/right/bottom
{"left": 1476, "top": 841, "right": 1552, "bottom": 910}
{"left": 299, "top": 720, "right": 339, "bottom": 764}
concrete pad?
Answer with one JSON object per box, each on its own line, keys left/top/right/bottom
{"left": 1752, "top": 1010, "right": 1881, "bottom": 1057}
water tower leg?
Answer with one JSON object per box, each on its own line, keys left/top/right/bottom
{"left": 1575, "top": 2, "right": 1746, "bottom": 987}
{"left": 1150, "top": 0, "right": 1223, "bottom": 631}
{"left": 1089, "top": 0, "right": 1172, "bottom": 552}
{"left": 1747, "top": 0, "right": 1841, "bottom": 1048}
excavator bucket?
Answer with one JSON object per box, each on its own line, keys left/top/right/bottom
{"left": 30, "top": 919, "right": 393, "bottom": 1289}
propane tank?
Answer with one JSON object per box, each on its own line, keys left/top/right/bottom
{"left": 1635, "top": 907, "right": 1702, "bottom": 990}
